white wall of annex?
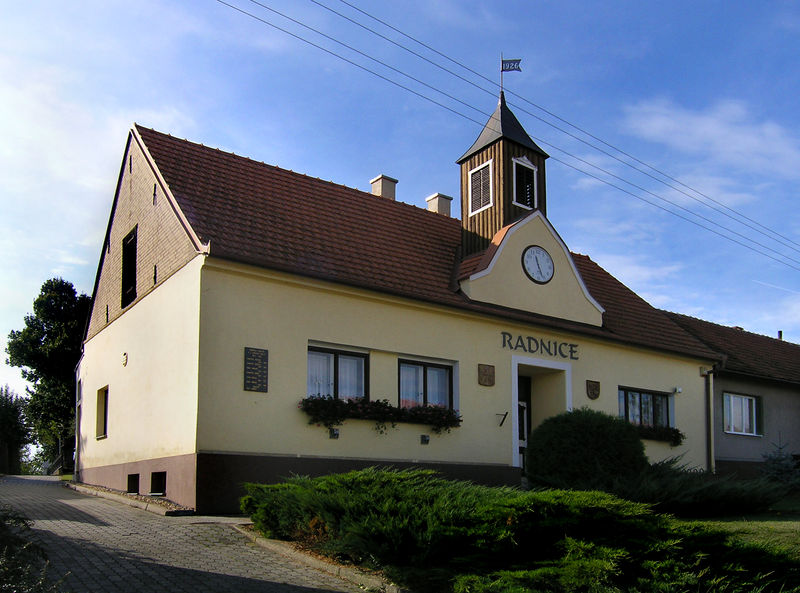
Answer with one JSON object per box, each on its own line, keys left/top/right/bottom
{"left": 77, "top": 255, "right": 203, "bottom": 469}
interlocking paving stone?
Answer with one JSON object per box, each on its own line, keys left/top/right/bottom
{"left": 0, "top": 476, "right": 363, "bottom": 593}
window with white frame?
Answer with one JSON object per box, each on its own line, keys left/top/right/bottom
{"left": 618, "top": 387, "right": 670, "bottom": 428}
{"left": 723, "top": 393, "right": 759, "bottom": 436}
{"left": 399, "top": 360, "right": 452, "bottom": 409}
{"left": 468, "top": 161, "right": 493, "bottom": 215}
{"left": 512, "top": 157, "right": 537, "bottom": 209}
{"left": 307, "top": 347, "right": 367, "bottom": 401}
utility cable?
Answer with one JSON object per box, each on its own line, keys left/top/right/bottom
{"left": 328, "top": 0, "right": 800, "bottom": 253}
{"left": 215, "top": 0, "right": 800, "bottom": 272}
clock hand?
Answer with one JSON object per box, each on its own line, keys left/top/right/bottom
{"left": 536, "top": 257, "right": 543, "bottom": 275}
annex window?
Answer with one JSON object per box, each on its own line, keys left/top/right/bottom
{"left": 512, "top": 157, "right": 537, "bottom": 209}
{"left": 307, "top": 347, "right": 367, "bottom": 401}
{"left": 121, "top": 227, "right": 138, "bottom": 308}
{"left": 468, "top": 161, "right": 493, "bottom": 216}
{"left": 96, "top": 387, "right": 109, "bottom": 439}
{"left": 618, "top": 387, "right": 670, "bottom": 428}
{"left": 399, "top": 360, "right": 453, "bottom": 409}
{"left": 723, "top": 393, "right": 759, "bottom": 436}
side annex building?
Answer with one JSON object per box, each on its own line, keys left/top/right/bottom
{"left": 78, "top": 95, "right": 747, "bottom": 513}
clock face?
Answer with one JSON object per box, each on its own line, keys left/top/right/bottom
{"left": 522, "top": 245, "right": 554, "bottom": 284}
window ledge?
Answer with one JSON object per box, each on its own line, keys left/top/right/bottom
{"left": 723, "top": 431, "right": 762, "bottom": 438}
{"left": 96, "top": 434, "right": 107, "bottom": 440}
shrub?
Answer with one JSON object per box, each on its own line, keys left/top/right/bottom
{"left": 525, "top": 408, "right": 648, "bottom": 491}
{"left": 762, "top": 438, "right": 800, "bottom": 490}
{"left": 618, "top": 457, "right": 787, "bottom": 517}
{"left": 0, "top": 504, "right": 65, "bottom": 592}
{"left": 241, "top": 468, "right": 800, "bottom": 593}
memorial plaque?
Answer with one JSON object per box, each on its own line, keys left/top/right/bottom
{"left": 244, "top": 347, "right": 268, "bottom": 392}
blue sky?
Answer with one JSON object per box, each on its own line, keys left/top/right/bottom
{"left": 2, "top": 1, "right": 799, "bottom": 395}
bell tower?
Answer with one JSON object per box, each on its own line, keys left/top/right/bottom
{"left": 457, "top": 92, "right": 549, "bottom": 256}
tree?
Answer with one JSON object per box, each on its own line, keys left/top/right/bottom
{"left": 5, "top": 278, "right": 90, "bottom": 465}
{"left": 0, "top": 385, "right": 31, "bottom": 474}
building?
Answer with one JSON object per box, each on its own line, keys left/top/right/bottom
{"left": 666, "top": 313, "right": 800, "bottom": 476}
{"left": 76, "top": 94, "right": 721, "bottom": 513}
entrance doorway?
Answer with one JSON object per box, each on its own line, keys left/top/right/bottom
{"left": 511, "top": 355, "right": 572, "bottom": 468}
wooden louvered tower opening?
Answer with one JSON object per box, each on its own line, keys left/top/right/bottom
{"left": 457, "top": 92, "right": 549, "bottom": 256}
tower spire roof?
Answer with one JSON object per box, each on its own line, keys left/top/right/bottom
{"left": 457, "top": 91, "right": 548, "bottom": 164}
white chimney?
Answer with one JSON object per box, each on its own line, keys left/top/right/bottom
{"left": 370, "top": 174, "right": 398, "bottom": 200}
{"left": 426, "top": 192, "right": 453, "bottom": 217}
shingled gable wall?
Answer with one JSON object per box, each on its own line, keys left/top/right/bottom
{"left": 86, "top": 131, "right": 199, "bottom": 340}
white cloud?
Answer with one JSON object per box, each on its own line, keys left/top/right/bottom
{"left": 622, "top": 98, "right": 800, "bottom": 180}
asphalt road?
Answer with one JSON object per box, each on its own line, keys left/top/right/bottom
{"left": 0, "top": 475, "right": 363, "bottom": 593}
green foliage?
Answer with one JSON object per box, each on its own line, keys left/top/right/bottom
{"left": 634, "top": 424, "right": 685, "bottom": 447}
{"left": 299, "top": 395, "right": 462, "bottom": 434}
{"left": 0, "top": 385, "right": 31, "bottom": 474}
{"left": 0, "top": 504, "right": 65, "bottom": 592}
{"left": 525, "top": 408, "right": 649, "bottom": 491}
{"left": 241, "top": 468, "right": 800, "bottom": 593}
{"left": 5, "top": 278, "right": 90, "bottom": 456}
{"left": 616, "top": 458, "right": 787, "bottom": 517}
{"left": 762, "top": 438, "right": 800, "bottom": 490}
{"left": 525, "top": 410, "right": 784, "bottom": 517}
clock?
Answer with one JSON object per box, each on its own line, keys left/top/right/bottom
{"left": 522, "top": 245, "right": 554, "bottom": 284}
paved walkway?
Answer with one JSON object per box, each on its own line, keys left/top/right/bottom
{"left": 0, "top": 475, "right": 363, "bottom": 593}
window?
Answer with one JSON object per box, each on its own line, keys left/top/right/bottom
{"left": 121, "top": 227, "right": 138, "bottom": 308}
{"left": 723, "top": 393, "right": 759, "bottom": 436}
{"left": 618, "top": 387, "right": 670, "bottom": 428}
{"left": 150, "top": 471, "right": 166, "bottom": 496}
{"left": 307, "top": 347, "right": 367, "bottom": 400}
{"left": 512, "top": 157, "right": 537, "bottom": 209}
{"left": 468, "top": 161, "right": 492, "bottom": 215}
{"left": 399, "top": 360, "right": 452, "bottom": 409}
{"left": 96, "top": 387, "right": 108, "bottom": 438}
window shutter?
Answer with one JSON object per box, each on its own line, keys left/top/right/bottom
{"left": 470, "top": 165, "right": 491, "bottom": 213}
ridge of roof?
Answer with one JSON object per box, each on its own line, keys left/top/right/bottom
{"left": 457, "top": 92, "right": 549, "bottom": 163}
{"left": 664, "top": 311, "right": 800, "bottom": 384}
{"left": 134, "top": 125, "right": 718, "bottom": 362}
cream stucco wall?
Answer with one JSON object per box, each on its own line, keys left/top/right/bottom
{"left": 460, "top": 212, "right": 603, "bottom": 327}
{"left": 196, "top": 258, "right": 712, "bottom": 471}
{"left": 77, "top": 255, "right": 204, "bottom": 470}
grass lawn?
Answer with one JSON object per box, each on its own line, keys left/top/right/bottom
{"left": 691, "top": 493, "right": 800, "bottom": 560}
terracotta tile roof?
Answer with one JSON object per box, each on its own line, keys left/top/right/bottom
{"left": 665, "top": 312, "right": 800, "bottom": 384}
{"left": 135, "top": 125, "right": 717, "bottom": 362}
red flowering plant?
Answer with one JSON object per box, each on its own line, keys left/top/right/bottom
{"left": 299, "top": 396, "right": 462, "bottom": 435}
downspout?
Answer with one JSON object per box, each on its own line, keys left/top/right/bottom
{"left": 701, "top": 366, "right": 715, "bottom": 473}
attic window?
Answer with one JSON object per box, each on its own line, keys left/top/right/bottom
{"left": 121, "top": 227, "right": 137, "bottom": 308}
{"left": 512, "top": 157, "right": 537, "bottom": 210}
{"left": 468, "top": 161, "right": 492, "bottom": 216}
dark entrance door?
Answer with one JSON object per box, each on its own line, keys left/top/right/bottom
{"left": 518, "top": 375, "right": 532, "bottom": 468}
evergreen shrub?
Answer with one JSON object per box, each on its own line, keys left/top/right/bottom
{"left": 525, "top": 408, "right": 648, "bottom": 491}
{"left": 241, "top": 468, "right": 800, "bottom": 593}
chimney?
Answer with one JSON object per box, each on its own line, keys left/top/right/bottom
{"left": 426, "top": 192, "right": 453, "bottom": 217}
{"left": 370, "top": 174, "right": 398, "bottom": 200}
{"left": 778, "top": 330, "right": 783, "bottom": 340}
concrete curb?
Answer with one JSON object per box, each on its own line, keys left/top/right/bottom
{"left": 232, "top": 525, "right": 410, "bottom": 593}
{"left": 66, "top": 483, "right": 194, "bottom": 516}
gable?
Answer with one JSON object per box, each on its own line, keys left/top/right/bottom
{"left": 85, "top": 129, "right": 203, "bottom": 340}
{"left": 458, "top": 212, "right": 604, "bottom": 327}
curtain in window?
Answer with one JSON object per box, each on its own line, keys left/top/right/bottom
{"left": 338, "top": 355, "right": 364, "bottom": 401}
{"left": 427, "top": 367, "right": 449, "bottom": 407}
{"left": 725, "top": 394, "right": 755, "bottom": 434}
{"left": 307, "top": 351, "right": 333, "bottom": 397}
{"left": 400, "top": 363, "right": 423, "bottom": 408}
